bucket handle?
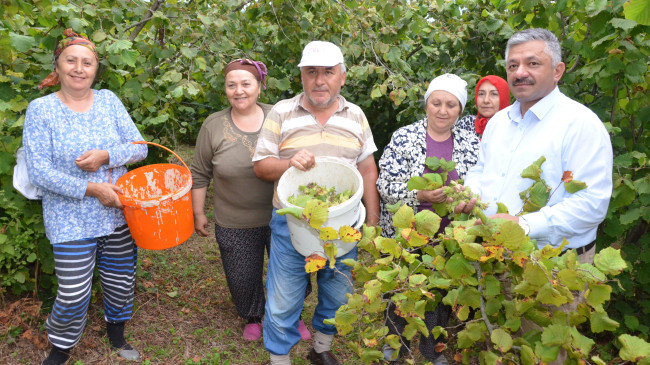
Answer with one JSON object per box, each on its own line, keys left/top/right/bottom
{"left": 109, "top": 141, "right": 192, "bottom": 203}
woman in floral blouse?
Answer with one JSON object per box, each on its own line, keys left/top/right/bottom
{"left": 377, "top": 74, "right": 480, "bottom": 364}
{"left": 23, "top": 29, "right": 147, "bottom": 365}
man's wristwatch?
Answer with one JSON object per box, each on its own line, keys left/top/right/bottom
{"left": 518, "top": 217, "right": 530, "bottom": 235}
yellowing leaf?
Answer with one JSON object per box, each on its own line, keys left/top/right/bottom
{"left": 324, "top": 243, "right": 338, "bottom": 267}
{"left": 593, "top": 247, "right": 628, "bottom": 276}
{"left": 491, "top": 328, "right": 513, "bottom": 353}
{"left": 479, "top": 246, "right": 505, "bottom": 262}
{"left": 618, "top": 334, "right": 650, "bottom": 362}
{"left": 407, "top": 229, "right": 429, "bottom": 247}
{"left": 303, "top": 200, "right": 329, "bottom": 229}
{"left": 305, "top": 254, "right": 326, "bottom": 273}
{"left": 393, "top": 204, "right": 415, "bottom": 228}
{"left": 319, "top": 227, "right": 338, "bottom": 241}
{"left": 339, "top": 225, "right": 361, "bottom": 243}
{"left": 562, "top": 171, "right": 574, "bottom": 183}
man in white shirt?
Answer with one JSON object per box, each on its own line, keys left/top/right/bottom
{"left": 456, "top": 27, "right": 613, "bottom": 365}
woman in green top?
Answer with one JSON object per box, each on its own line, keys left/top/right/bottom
{"left": 190, "top": 59, "right": 311, "bottom": 342}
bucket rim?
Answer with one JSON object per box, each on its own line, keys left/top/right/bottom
{"left": 116, "top": 164, "right": 192, "bottom": 208}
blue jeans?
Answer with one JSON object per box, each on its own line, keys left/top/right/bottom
{"left": 263, "top": 209, "right": 356, "bottom": 355}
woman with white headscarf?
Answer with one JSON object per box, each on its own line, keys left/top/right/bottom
{"left": 376, "top": 74, "right": 480, "bottom": 364}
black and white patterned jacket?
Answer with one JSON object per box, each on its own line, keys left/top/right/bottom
{"left": 376, "top": 117, "right": 480, "bottom": 237}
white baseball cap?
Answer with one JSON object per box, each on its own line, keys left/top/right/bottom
{"left": 297, "top": 41, "right": 344, "bottom": 68}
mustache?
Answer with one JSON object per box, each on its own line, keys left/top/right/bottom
{"left": 512, "top": 78, "right": 534, "bottom": 86}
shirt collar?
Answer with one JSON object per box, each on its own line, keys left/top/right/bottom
{"left": 507, "top": 86, "right": 561, "bottom": 123}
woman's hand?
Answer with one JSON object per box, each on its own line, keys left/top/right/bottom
{"left": 193, "top": 212, "right": 209, "bottom": 237}
{"left": 76, "top": 150, "right": 109, "bottom": 172}
{"left": 417, "top": 187, "right": 447, "bottom": 204}
{"left": 86, "top": 182, "right": 123, "bottom": 209}
{"left": 289, "top": 149, "right": 316, "bottom": 171}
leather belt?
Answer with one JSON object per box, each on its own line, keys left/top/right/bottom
{"left": 562, "top": 240, "right": 596, "bottom": 256}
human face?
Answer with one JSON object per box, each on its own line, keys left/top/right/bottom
{"left": 426, "top": 90, "right": 462, "bottom": 138}
{"left": 476, "top": 80, "right": 501, "bottom": 119}
{"left": 55, "top": 45, "right": 98, "bottom": 93}
{"left": 506, "top": 40, "right": 565, "bottom": 114}
{"left": 300, "top": 65, "right": 346, "bottom": 111}
{"left": 225, "top": 69, "right": 261, "bottom": 112}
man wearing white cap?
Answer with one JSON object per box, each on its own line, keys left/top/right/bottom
{"left": 253, "top": 41, "right": 380, "bottom": 364}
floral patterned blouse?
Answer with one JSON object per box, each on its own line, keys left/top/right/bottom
{"left": 23, "top": 90, "right": 147, "bottom": 243}
{"left": 376, "top": 117, "right": 480, "bottom": 237}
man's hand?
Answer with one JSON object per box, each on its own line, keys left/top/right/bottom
{"left": 453, "top": 197, "right": 477, "bottom": 214}
{"left": 417, "top": 188, "right": 447, "bottom": 204}
{"left": 289, "top": 149, "right": 316, "bottom": 171}
{"left": 86, "top": 182, "right": 123, "bottom": 209}
{"left": 76, "top": 150, "right": 109, "bottom": 172}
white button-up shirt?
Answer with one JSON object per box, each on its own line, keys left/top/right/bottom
{"left": 465, "top": 87, "right": 613, "bottom": 248}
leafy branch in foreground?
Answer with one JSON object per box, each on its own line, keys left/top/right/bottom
{"left": 330, "top": 157, "right": 648, "bottom": 364}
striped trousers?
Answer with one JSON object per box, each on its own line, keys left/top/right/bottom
{"left": 45, "top": 224, "right": 137, "bottom": 349}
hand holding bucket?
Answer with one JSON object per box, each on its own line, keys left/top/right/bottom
{"left": 113, "top": 141, "right": 194, "bottom": 250}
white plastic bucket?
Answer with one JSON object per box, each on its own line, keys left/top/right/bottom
{"left": 277, "top": 159, "right": 366, "bottom": 258}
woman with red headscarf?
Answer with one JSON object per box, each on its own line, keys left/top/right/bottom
{"left": 24, "top": 29, "right": 147, "bottom": 364}
{"left": 456, "top": 75, "right": 510, "bottom": 137}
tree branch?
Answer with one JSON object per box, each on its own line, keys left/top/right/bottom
{"left": 471, "top": 262, "right": 494, "bottom": 334}
{"left": 129, "top": 0, "right": 165, "bottom": 42}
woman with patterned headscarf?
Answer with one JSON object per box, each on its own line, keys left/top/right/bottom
{"left": 23, "top": 29, "right": 147, "bottom": 364}
{"left": 456, "top": 75, "right": 511, "bottom": 138}
{"left": 190, "top": 59, "right": 312, "bottom": 342}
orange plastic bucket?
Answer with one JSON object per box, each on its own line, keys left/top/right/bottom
{"left": 114, "top": 141, "right": 194, "bottom": 250}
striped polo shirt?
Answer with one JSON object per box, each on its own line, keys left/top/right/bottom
{"left": 253, "top": 93, "right": 377, "bottom": 207}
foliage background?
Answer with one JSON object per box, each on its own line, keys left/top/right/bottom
{"left": 0, "top": 0, "right": 648, "bottom": 355}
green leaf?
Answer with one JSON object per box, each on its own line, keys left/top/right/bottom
{"left": 623, "top": 0, "right": 650, "bottom": 25}
{"left": 424, "top": 156, "right": 441, "bottom": 171}
{"left": 593, "top": 247, "right": 628, "bottom": 275}
{"left": 408, "top": 274, "right": 427, "bottom": 287}
{"left": 414, "top": 209, "right": 441, "bottom": 236}
{"left": 491, "top": 328, "right": 513, "bottom": 352}
{"left": 377, "top": 267, "right": 399, "bottom": 283}
{"left": 9, "top": 32, "right": 36, "bottom": 52}
{"left": 496, "top": 202, "right": 509, "bottom": 214}
{"left": 444, "top": 253, "right": 475, "bottom": 280}
{"left": 422, "top": 173, "right": 443, "bottom": 189}
{"left": 590, "top": 311, "right": 620, "bottom": 333}
{"left": 541, "top": 324, "right": 570, "bottom": 346}
{"left": 618, "top": 334, "right": 650, "bottom": 361}
{"left": 570, "top": 327, "right": 595, "bottom": 358}
{"left": 586, "top": 282, "right": 612, "bottom": 308}
{"left": 521, "top": 156, "right": 546, "bottom": 181}
{"left": 106, "top": 39, "right": 133, "bottom": 53}
{"left": 557, "top": 269, "right": 584, "bottom": 291}
{"left": 520, "top": 344, "right": 538, "bottom": 365}
{"left": 120, "top": 49, "right": 139, "bottom": 67}
{"left": 536, "top": 282, "right": 569, "bottom": 306}
{"left": 610, "top": 18, "right": 639, "bottom": 31}
{"left": 166, "top": 290, "right": 179, "bottom": 298}
{"left": 92, "top": 30, "right": 107, "bottom": 43}
{"left": 493, "top": 220, "right": 526, "bottom": 250}
{"left": 276, "top": 207, "right": 303, "bottom": 220}
{"left": 14, "top": 271, "right": 26, "bottom": 284}
{"left": 460, "top": 242, "right": 486, "bottom": 261}
{"left": 407, "top": 176, "right": 428, "bottom": 190}
{"left": 564, "top": 179, "right": 587, "bottom": 194}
